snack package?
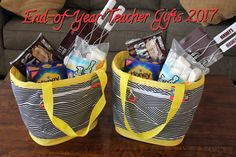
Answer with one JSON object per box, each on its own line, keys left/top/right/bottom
{"left": 86, "top": 44, "right": 109, "bottom": 61}
{"left": 158, "top": 39, "right": 207, "bottom": 84}
{"left": 65, "top": 36, "right": 109, "bottom": 78}
{"left": 64, "top": 36, "right": 109, "bottom": 62}
{"left": 125, "top": 32, "right": 167, "bottom": 63}
{"left": 26, "top": 62, "right": 67, "bottom": 83}
{"left": 124, "top": 58, "right": 161, "bottom": 80}
{"left": 57, "top": 0, "right": 126, "bottom": 59}
{"left": 179, "top": 27, "right": 223, "bottom": 67}
{"left": 66, "top": 56, "right": 104, "bottom": 78}
{"left": 10, "top": 33, "right": 60, "bottom": 76}
{"left": 57, "top": 22, "right": 108, "bottom": 59}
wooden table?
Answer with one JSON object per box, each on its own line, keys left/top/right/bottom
{"left": 1, "top": 75, "right": 236, "bottom": 157}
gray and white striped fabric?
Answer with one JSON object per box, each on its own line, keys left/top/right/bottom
{"left": 11, "top": 76, "right": 102, "bottom": 139}
{"left": 112, "top": 72, "right": 204, "bottom": 140}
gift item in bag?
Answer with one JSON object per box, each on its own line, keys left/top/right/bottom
{"left": 180, "top": 23, "right": 236, "bottom": 68}
{"left": 64, "top": 36, "right": 109, "bottom": 78}
{"left": 10, "top": 33, "right": 60, "bottom": 76}
{"left": 158, "top": 39, "right": 206, "bottom": 84}
{"left": 57, "top": 0, "right": 125, "bottom": 59}
{"left": 124, "top": 58, "right": 161, "bottom": 80}
{"left": 126, "top": 32, "right": 167, "bottom": 63}
{"left": 26, "top": 62, "right": 67, "bottom": 83}
{"left": 64, "top": 36, "right": 109, "bottom": 63}
{"left": 66, "top": 56, "right": 103, "bottom": 78}
{"left": 179, "top": 27, "right": 223, "bottom": 67}
{"left": 56, "top": 24, "right": 109, "bottom": 59}
{"left": 86, "top": 44, "right": 109, "bottom": 61}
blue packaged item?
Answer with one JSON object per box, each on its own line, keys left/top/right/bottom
{"left": 158, "top": 61, "right": 184, "bottom": 84}
{"left": 66, "top": 55, "right": 103, "bottom": 78}
{"left": 124, "top": 58, "right": 161, "bottom": 80}
{"left": 26, "top": 61, "right": 67, "bottom": 83}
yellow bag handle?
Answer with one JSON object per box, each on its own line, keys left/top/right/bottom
{"left": 120, "top": 73, "right": 185, "bottom": 140}
{"left": 42, "top": 69, "right": 107, "bottom": 137}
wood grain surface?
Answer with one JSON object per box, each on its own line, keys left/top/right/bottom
{"left": 0, "top": 74, "right": 236, "bottom": 157}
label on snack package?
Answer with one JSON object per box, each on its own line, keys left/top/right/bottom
{"left": 26, "top": 62, "right": 67, "bottom": 83}
{"left": 66, "top": 56, "right": 98, "bottom": 78}
{"left": 124, "top": 58, "right": 161, "bottom": 80}
{"left": 158, "top": 64, "right": 184, "bottom": 84}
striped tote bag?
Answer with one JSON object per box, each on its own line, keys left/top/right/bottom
{"left": 10, "top": 63, "right": 107, "bottom": 146}
{"left": 112, "top": 51, "right": 205, "bottom": 146}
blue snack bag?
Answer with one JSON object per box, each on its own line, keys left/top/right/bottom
{"left": 124, "top": 58, "right": 161, "bottom": 80}
{"left": 26, "top": 61, "right": 67, "bottom": 83}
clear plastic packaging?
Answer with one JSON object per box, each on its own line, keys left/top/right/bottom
{"left": 64, "top": 36, "right": 109, "bottom": 78}
{"left": 158, "top": 39, "right": 208, "bottom": 84}
{"left": 179, "top": 27, "right": 223, "bottom": 68}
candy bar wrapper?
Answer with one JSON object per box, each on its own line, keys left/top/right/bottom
{"left": 26, "top": 62, "right": 67, "bottom": 83}
{"left": 125, "top": 32, "right": 167, "bottom": 63}
{"left": 66, "top": 55, "right": 104, "bottom": 78}
{"left": 57, "top": 23, "right": 108, "bottom": 59}
{"left": 179, "top": 27, "right": 223, "bottom": 67}
{"left": 10, "top": 33, "right": 61, "bottom": 76}
{"left": 158, "top": 39, "right": 207, "bottom": 84}
{"left": 124, "top": 58, "right": 161, "bottom": 80}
